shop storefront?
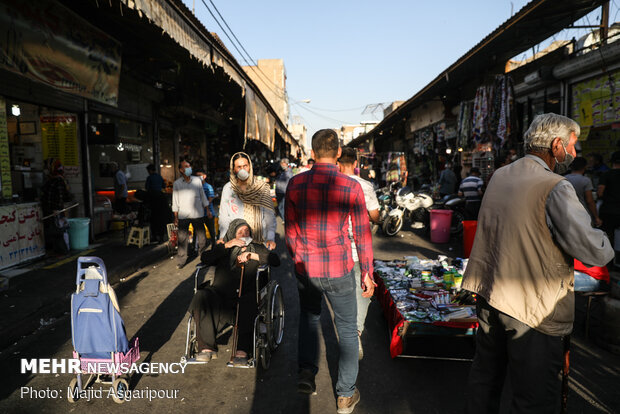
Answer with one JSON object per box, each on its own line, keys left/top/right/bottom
{"left": 570, "top": 68, "right": 620, "bottom": 178}
{"left": 0, "top": 92, "right": 89, "bottom": 269}
{"left": 88, "top": 112, "right": 155, "bottom": 233}
{"left": 0, "top": 0, "right": 122, "bottom": 266}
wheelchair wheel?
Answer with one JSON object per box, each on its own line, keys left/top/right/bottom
{"left": 266, "top": 281, "right": 285, "bottom": 350}
{"left": 182, "top": 314, "right": 198, "bottom": 363}
{"left": 260, "top": 344, "right": 271, "bottom": 370}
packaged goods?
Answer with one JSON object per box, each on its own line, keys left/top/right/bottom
{"left": 375, "top": 256, "right": 475, "bottom": 324}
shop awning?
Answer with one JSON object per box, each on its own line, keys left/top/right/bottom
{"left": 122, "top": 0, "right": 295, "bottom": 147}
{"left": 122, "top": 0, "right": 212, "bottom": 68}
{"left": 367, "top": 0, "right": 607, "bottom": 139}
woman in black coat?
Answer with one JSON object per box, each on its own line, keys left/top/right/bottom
{"left": 188, "top": 218, "right": 280, "bottom": 364}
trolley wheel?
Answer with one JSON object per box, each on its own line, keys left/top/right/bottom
{"left": 260, "top": 344, "right": 271, "bottom": 370}
{"left": 266, "top": 281, "right": 285, "bottom": 350}
{"left": 67, "top": 378, "right": 79, "bottom": 403}
{"left": 111, "top": 378, "right": 129, "bottom": 404}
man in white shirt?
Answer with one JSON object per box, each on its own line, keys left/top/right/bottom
{"left": 172, "top": 160, "right": 209, "bottom": 269}
{"left": 338, "top": 147, "right": 380, "bottom": 359}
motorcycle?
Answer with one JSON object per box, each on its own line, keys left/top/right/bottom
{"left": 371, "top": 183, "right": 398, "bottom": 234}
{"left": 382, "top": 186, "right": 434, "bottom": 236}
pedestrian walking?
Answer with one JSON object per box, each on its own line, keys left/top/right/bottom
{"left": 145, "top": 163, "right": 164, "bottom": 192}
{"left": 144, "top": 164, "right": 169, "bottom": 243}
{"left": 438, "top": 161, "right": 458, "bottom": 197}
{"left": 337, "top": 147, "right": 380, "bottom": 359}
{"left": 172, "top": 160, "right": 209, "bottom": 269}
{"left": 462, "top": 113, "right": 614, "bottom": 413}
{"left": 275, "top": 158, "right": 293, "bottom": 221}
{"left": 285, "top": 129, "right": 375, "bottom": 414}
{"left": 218, "top": 152, "right": 276, "bottom": 250}
{"left": 112, "top": 162, "right": 130, "bottom": 214}
{"left": 195, "top": 168, "right": 218, "bottom": 245}
{"left": 597, "top": 151, "right": 620, "bottom": 250}
{"left": 565, "top": 157, "right": 602, "bottom": 227}
{"left": 458, "top": 167, "right": 484, "bottom": 219}
{"left": 41, "top": 159, "right": 72, "bottom": 253}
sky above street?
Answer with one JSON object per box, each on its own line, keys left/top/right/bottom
{"left": 181, "top": 0, "right": 615, "bottom": 141}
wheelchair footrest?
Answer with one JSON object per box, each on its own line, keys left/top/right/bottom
{"left": 226, "top": 359, "right": 254, "bottom": 369}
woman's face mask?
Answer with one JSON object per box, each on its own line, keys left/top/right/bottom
{"left": 239, "top": 236, "right": 252, "bottom": 246}
{"left": 236, "top": 168, "right": 249, "bottom": 181}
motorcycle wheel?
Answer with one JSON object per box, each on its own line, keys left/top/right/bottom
{"left": 450, "top": 210, "right": 465, "bottom": 235}
{"left": 382, "top": 215, "right": 403, "bottom": 236}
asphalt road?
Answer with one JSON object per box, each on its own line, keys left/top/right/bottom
{"left": 1, "top": 222, "right": 619, "bottom": 414}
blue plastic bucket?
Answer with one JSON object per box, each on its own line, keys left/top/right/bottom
{"left": 68, "top": 218, "right": 90, "bottom": 250}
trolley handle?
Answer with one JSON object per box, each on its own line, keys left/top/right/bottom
{"left": 76, "top": 256, "right": 108, "bottom": 285}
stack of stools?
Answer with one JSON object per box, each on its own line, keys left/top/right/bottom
{"left": 127, "top": 226, "right": 151, "bottom": 248}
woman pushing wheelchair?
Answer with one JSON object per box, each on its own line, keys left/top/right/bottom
{"left": 188, "top": 218, "right": 280, "bottom": 365}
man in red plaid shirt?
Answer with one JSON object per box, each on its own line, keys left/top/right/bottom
{"left": 285, "top": 129, "right": 375, "bottom": 414}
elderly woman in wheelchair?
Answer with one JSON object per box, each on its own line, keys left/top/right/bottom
{"left": 186, "top": 218, "right": 281, "bottom": 366}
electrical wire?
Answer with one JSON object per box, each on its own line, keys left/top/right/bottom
{"left": 199, "top": 0, "right": 289, "bottom": 101}
{"left": 290, "top": 101, "right": 367, "bottom": 113}
{"left": 195, "top": 1, "right": 377, "bottom": 126}
{"left": 294, "top": 103, "right": 354, "bottom": 125}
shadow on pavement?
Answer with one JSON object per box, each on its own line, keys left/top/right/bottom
{"left": 127, "top": 272, "right": 194, "bottom": 389}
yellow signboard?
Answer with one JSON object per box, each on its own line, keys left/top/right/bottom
{"left": 40, "top": 115, "right": 79, "bottom": 167}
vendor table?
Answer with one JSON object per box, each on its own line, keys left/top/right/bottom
{"left": 375, "top": 272, "right": 478, "bottom": 360}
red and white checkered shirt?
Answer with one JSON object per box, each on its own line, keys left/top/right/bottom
{"left": 285, "top": 163, "right": 374, "bottom": 282}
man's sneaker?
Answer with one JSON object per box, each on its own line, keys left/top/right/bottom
{"left": 337, "top": 389, "right": 360, "bottom": 414}
{"left": 297, "top": 369, "right": 316, "bottom": 394}
{"left": 358, "top": 333, "right": 363, "bottom": 360}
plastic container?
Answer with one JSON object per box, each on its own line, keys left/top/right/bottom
{"left": 430, "top": 210, "right": 452, "bottom": 243}
{"left": 68, "top": 218, "right": 91, "bottom": 250}
{"left": 462, "top": 220, "right": 478, "bottom": 258}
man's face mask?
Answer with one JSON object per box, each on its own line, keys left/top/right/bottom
{"left": 183, "top": 167, "right": 192, "bottom": 177}
{"left": 553, "top": 143, "right": 574, "bottom": 174}
{"left": 236, "top": 168, "right": 249, "bottom": 181}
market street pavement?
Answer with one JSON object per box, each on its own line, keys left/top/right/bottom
{"left": 1, "top": 222, "right": 619, "bottom": 413}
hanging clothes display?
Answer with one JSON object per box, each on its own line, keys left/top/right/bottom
{"left": 472, "top": 86, "right": 489, "bottom": 143}
{"left": 457, "top": 101, "right": 473, "bottom": 149}
{"left": 496, "top": 76, "right": 515, "bottom": 147}
{"left": 470, "top": 75, "right": 515, "bottom": 147}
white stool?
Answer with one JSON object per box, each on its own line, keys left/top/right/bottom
{"left": 127, "top": 226, "right": 150, "bottom": 248}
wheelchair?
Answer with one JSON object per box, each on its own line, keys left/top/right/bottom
{"left": 181, "top": 262, "right": 284, "bottom": 369}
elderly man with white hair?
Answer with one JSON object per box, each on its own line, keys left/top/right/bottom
{"left": 462, "top": 113, "right": 614, "bottom": 413}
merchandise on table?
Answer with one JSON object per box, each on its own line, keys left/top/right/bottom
{"left": 374, "top": 255, "right": 477, "bottom": 325}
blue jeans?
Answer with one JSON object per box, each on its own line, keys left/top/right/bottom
{"left": 296, "top": 269, "right": 358, "bottom": 397}
{"left": 354, "top": 262, "right": 371, "bottom": 333}
{"left": 574, "top": 271, "right": 603, "bottom": 292}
